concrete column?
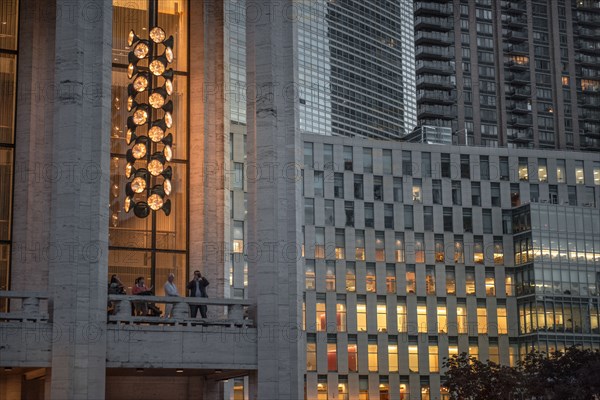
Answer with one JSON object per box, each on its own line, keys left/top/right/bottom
{"left": 246, "top": 1, "right": 304, "bottom": 398}
{"left": 47, "top": 0, "right": 112, "bottom": 398}
{"left": 188, "top": 1, "right": 228, "bottom": 305}
{"left": 10, "top": 0, "right": 56, "bottom": 291}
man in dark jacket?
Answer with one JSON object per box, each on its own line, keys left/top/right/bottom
{"left": 187, "top": 270, "right": 209, "bottom": 318}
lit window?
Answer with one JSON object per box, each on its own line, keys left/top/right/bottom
{"left": 457, "top": 305, "right": 467, "bottom": 334}
{"left": 386, "top": 265, "right": 396, "bottom": 293}
{"left": 415, "top": 233, "right": 425, "bottom": 263}
{"left": 469, "top": 343, "right": 479, "bottom": 360}
{"left": 315, "top": 227, "right": 325, "bottom": 259}
{"left": 348, "top": 342, "right": 358, "bottom": 372}
{"left": 368, "top": 340, "right": 378, "bottom": 372}
{"left": 429, "top": 345, "right": 439, "bottom": 373}
{"left": 337, "top": 303, "right": 346, "bottom": 332}
{"left": 397, "top": 303, "right": 407, "bottom": 333}
{"left": 518, "top": 158, "right": 529, "bottom": 181}
{"left": 505, "top": 274, "right": 514, "bottom": 296}
{"left": 466, "top": 269, "right": 476, "bottom": 295}
{"left": 355, "top": 230, "right": 365, "bottom": 261}
{"left": 377, "top": 303, "right": 387, "bottom": 332}
{"left": 489, "top": 344, "right": 499, "bottom": 364}
{"left": 473, "top": 237, "right": 484, "bottom": 264}
{"left": 426, "top": 266, "right": 436, "bottom": 295}
{"left": 538, "top": 159, "right": 548, "bottom": 182}
{"left": 406, "top": 266, "right": 416, "bottom": 294}
{"left": 594, "top": 162, "right": 600, "bottom": 185}
{"left": 435, "top": 235, "right": 445, "bottom": 263}
{"left": 366, "top": 264, "right": 376, "bottom": 293}
{"left": 305, "top": 260, "right": 315, "bottom": 290}
{"left": 485, "top": 271, "right": 495, "bottom": 296}
{"left": 417, "top": 304, "right": 428, "bottom": 333}
{"left": 408, "top": 344, "right": 419, "bottom": 373}
{"left": 454, "top": 238, "right": 464, "bottom": 264}
{"left": 437, "top": 305, "right": 447, "bottom": 333}
{"left": 395, "top": 233, "right": 405, "bottom": 262}
{"left": 233, "top": 221, "right": 244, "bottom": 253}
{"left": 306, "top": 338, "right": 316, "bottom": 371}
{"left": 317, "top": 379, "right": 327, "bottom": 400}
{"left": 448, "top": 345, "right": 458, "bottom": 358}
{"left": 575, "top": 161, "right": 585, "bottom": 184}
{"left": 357, "top": 302, "right": 367, "bottom": 332}
{"left": 346, "top": 263, "right": 356, "bottom": 292}
{"left": 446, "top": 268, "right": 456, "bottom": 295}
{"left": 359, "top": 378, "right": 368, "bottom": 400}
{"left": 477, "top": 305, "right": 488, "bottom": 334}
{"left": 562, "top": 76, "right": 569, "bottom": 86}
{"left": 413, "top": 178, "right": 422, "bottom": 203}
{"left": 335, "top": 229, "right": 345, "bottom": 260}
{"left": 498, "top": 306, "right": 508, "bottom": 334}
{"left": 388, "top": 344, "right": 398, "bottom": 372}
{"left": 327, "top": 342, "right": 337, "bottom": 372}
{"left": 316, "top": 301, "right": 326, "bottom": 331}
{"left": 326, "top": 261, "right": 336, "bottom": 291}
{"left": 400, "top": 383, "right": 409, "bottom": 400}
{"left": 494, "top": 238, "right": 504, "bottom": 265}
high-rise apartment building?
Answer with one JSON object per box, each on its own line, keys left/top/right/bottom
{"left": 298, "top": 0, "right": 417, "bottom": 139}
{"left": 414, "top": 0, "right": 600, "bottom": 151}
{"left": 1, "top": 1, "right": 599, "bottom": 400}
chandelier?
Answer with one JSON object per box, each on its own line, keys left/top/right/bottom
{"left": 124, "top": 26, "right": 174, "bottom": 218}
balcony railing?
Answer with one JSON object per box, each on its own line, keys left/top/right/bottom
{"left": 415, "top": 60, "right": 454, "bottom": 75}
{"left": 503, "top": 1, "right": 527, "bottom": 14}
{"left": 108, "top": 295, "right": 253, "bottom": 327}
{"left": 0, "top": 291, "right": 49, "bottom": 322}
{"left": 415, "top": 45, "right": 453, "bottom": 60}
{"left": 505, "top": 30, "right": 528, "bottom": 42}
{"left": 414, "top": 31, "right": 452, "bottom": 45}
{"left": 416, "top": 75, "right": 455, "bottom": 89}
{"left": 505, "top": 72, "right": 530, "bottom": 85}
{"left": 415, "top": 2, "right": 453, "bottom": 16}
{"left": 415, "top": 16, "right": 453, "bottom": 31}
{"left": 504, "top": 43, "right": 529, "bottom": 55}
{"left": 506, "top": 86, "right": 531, "bottom": 98}
{"left": 577, "top": 11, "right": 600, "bottom": 25}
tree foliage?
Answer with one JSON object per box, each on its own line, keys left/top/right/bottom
{"left": 442, "top": 347, "right": 600, "bottom": 400}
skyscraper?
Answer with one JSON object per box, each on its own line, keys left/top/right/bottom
{"left": 414, "top": 0, "right": 600, "bottom": 151}
{"left": 2, "top": 1, "right": 599, "bottom": 400}
{"left": 298, "top": 0, "right": 417, "bottom": 139}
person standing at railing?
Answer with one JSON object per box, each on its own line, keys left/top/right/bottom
{"left": 163, "top": 273, "right": 180, "bottom": 318}
{"left": 187, "top": 270, "right": 209, "bottom": 318}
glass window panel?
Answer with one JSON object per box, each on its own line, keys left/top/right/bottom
{"left": 0, "top": 149, "right": 13, "bottom": 241}
{"left": 0, "top": 54, "right": 17, "bottom": 144}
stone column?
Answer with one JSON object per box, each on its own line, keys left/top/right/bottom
{"left": 189, "top": 1, "right": 228, "bottom": 303}
{"left": 10, "top": 0, "right": 56, "bottom": 292}
{"left": 47, "top": 0, "right": 112, "bottom": 398}
{"left": 246, "top": 1, "right": 304, "bottom": 398}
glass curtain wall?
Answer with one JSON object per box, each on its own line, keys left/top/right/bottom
{"left": 0, "top": 0, "right": 19, "bottom": 310}
{"left": 110, "top": 0, "right": 188, "bottom": 294}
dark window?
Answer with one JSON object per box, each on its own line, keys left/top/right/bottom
{"left": 443, "top": 207, "right": 453, "bottom": 232}
{"left": 463, "top": 208, "right": 472, "bottom": 233}
{"left": 461, "top": 155, "right": 470, "bottom": 179}
{"left": 500, "top": 157, "right": 509, "bottom": 180}
{"left": 424, "top": 206, "right": 433, "bottom": 231}
{"left": 432, "top": 180, "right": 442, "bottom": 204}
{"left": 345, "top": 201, "right": 354, "bottom": 227}
{"left": 471, "top": 182, "right": 481, "bottom": 206}
{"left": 483, "top": 209, "right": 493, "bottom": 234}
{"left": 404, "top": 205, "right": 414, "bottom": 230}
{"left": 354, "top": 175, "right": 364, "bottom": 199}
{"left": 442, "top": 154, "right": 451, "bottom": 178}
{"left": 491, "top": 183, "right": 501, "bottom": 207}
{"left": 334, "top": 173, "right": 344, "bottom": 198}
{"left": 452, "top": 181, "right": 462, "bottom": 205}
{"left": 374, "top": 176, "right": 383, "bottom": 201}
{"left": 480, "top": 156, "right": 489, "bottom": 180}
{"left": 403, "top": 151, "right": 412, "bottom": 176}
{"left": 384, "top": 204, "right": 394, "bottom": 229}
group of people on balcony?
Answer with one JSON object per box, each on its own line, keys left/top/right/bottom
{"left": 107, "top": 270, "right": 209, "bottom": 319}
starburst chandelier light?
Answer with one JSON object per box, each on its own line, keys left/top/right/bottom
{"left": 124, "top": 25, "right": 174, "bottom": 218}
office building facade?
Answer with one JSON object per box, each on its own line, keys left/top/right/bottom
{"left": 1, "top": 1, "right": 599, "bottom": 400}
{"left": 414, "top": 0, "right": 600, "bottom": 151}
